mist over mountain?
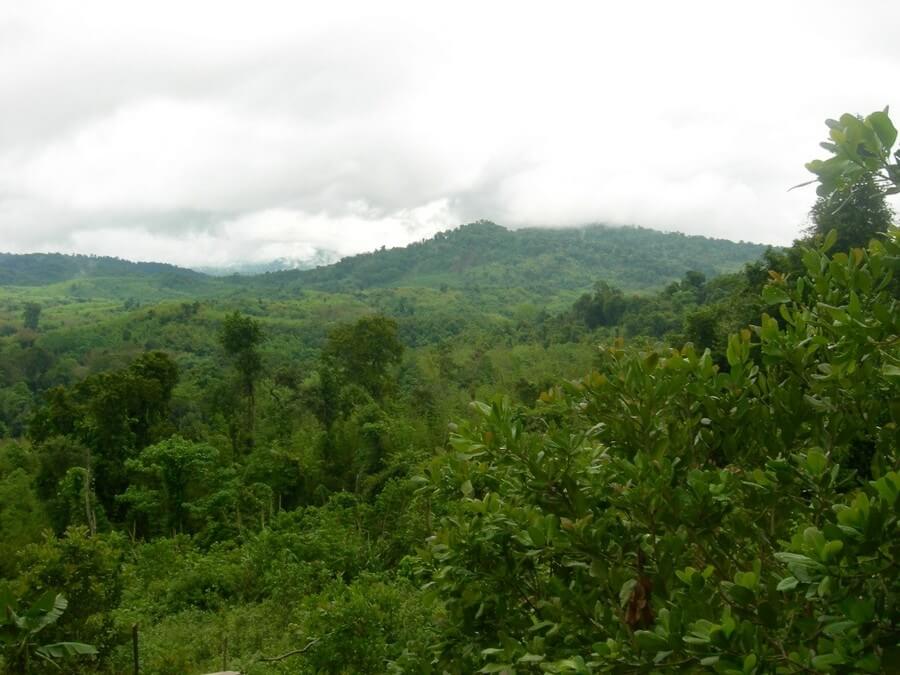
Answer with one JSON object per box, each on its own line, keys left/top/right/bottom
{"left": 192, "top": 250, "right": 341, "bottom": 277}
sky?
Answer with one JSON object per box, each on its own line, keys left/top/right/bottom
{"left": 1, "top": 1, "right": 898, "bottom": 267}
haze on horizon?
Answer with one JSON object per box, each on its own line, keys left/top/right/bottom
{"left": 1, "top": 1, "right": 898, "bottom": 268}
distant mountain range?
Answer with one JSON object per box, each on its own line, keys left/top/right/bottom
{"left": 0, "top": 222, "right": 773, "bottom": 298}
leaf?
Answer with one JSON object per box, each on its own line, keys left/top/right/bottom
{"left": 619, "top": 578, "right": 637, "bottom": 608}
{"left": 743, "top": 653, "right": 758, "bottom": 673}
{"left": 777, "top": 576, "right": 799, "bottom": 591}
{"left": 36, "top": 642, "right": 98, "bottom": 658}
{"left": 634, "top": 630, "right": 668, "bottom": 651}
{"left": 883, "top": 364, "right": 900, "bottom": 378}
{"left": 23, "top": 594, "right": 67, "bottom": 634}
{"left": 866, "top": 110, "right": 897, "bottom": 149}
{"left": 762, "top": 284, "right": 791, "bottom": 305}
{"left": 774, "top": 552, "right": 825, "bottom": 568}
{"left": 811, "top": 652, "right": 845, "bottom": 670}
{"left": 806, "top": 449, "right": 828, "bottom": 476}
{"left": 823, "top": 620, "right": 856, "bottom": 637}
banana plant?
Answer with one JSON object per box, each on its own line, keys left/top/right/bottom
{"left": 0, "top": 590, "right": 96, "bottom": 673}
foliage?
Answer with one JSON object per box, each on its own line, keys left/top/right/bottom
{"left": 119, "top": 436, "right": 220, "bottom": 536}
{"left": 16, "top": 527, "right": 125, "bottom": 662}
{"left": 23, "top": 303, "right": 41, "bottom": 331}
{"left": 416, "top": 231, "right": 899, "bottom": 673}
{"left": 28, "top": 351, "right": 178, "bottom": 521}
{"left": 802, "top": 108, "right": 899, "bottom": 197}
{"left": 572, "top": 282, "right": 627, "bottom": 329}
{"left": 323, "top": 315, "right": 404, "bottom": 398}
{"left": 0, "top": 109, "right": 896, "bottom": 675}
{"left": 808, "top": 176, "right": 895, "bottom": 252}
{"left": 220, "top": 311, "right": 266, "bottom": 451}
{"left": 0, "top": 591, "right": 97, "bottom": 673}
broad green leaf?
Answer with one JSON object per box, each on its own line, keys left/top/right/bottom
{"left": 776, "top": 576, "right": 799, "bottom": 591}
{"left": 867, "top": 110, "right": 897, "bottom": 149}
{"left": 36, "top": 642, "right": 98, "bottom": 658}
{"left": 762, "top": 284, "right": 791, "bottom": 305}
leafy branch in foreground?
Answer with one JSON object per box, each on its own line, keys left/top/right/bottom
{"left": 799, "top": 108, "right": 900, "bottom": 197}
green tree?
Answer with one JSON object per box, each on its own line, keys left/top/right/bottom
{"left": 572, "top": 281, "right": 627, "bottom": 329}
{"left": 119, "top": 436, "right": 219, "bottom": 536}
{"left": 0, "top": 467, "right": 50, "bottom": 578}
{"left": 324, "top": 315, "right": 404, "bottom": 399}
{"left": 22, "top": 302, "right": 41, "bottom": 331}
{"left": 683, "top": 305, "right": 719, "bottom": 351}
{"left": 17, "top": 528, "right": 124, "bottom": 665}
{"left": 807, "top": 175, "right": 895, "bottom": 251}
{"left": 28, "top": 352, "right": 178, "bottom": 521}
{"left": 220, "top": 311, "right": 265, "bottom": 450}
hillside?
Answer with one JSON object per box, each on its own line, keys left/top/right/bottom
{"left": 252, "top": 222, "right": 771, "bottom": 293}
{"left": 0, "top": 252, "right": 205, "bottom": 286}
{"left": 1, "top": 224, "right": 772, "bottom": 300}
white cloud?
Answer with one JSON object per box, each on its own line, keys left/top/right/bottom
{"left": 0, "top": 0, "right": 898, "bottom": 265}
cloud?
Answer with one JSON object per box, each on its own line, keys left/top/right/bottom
{"left": 0, "top": 1, "right": 898, "bottom": 266}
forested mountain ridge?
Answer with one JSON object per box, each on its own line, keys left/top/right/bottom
{"left": 0, "top": 253, "right": 205, "bottom": 287}
{"left": 1, "top": 222, "right": 771, "bottom": 297}
{"left": 254, "top": 221, "right": 771, "bottom": 293}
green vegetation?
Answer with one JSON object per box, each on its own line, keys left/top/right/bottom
{"left": 0, "top": 110, "right": 897, "bottom": 673}
{"left": 0, "top": 591, "right": 96, "bottom": 673}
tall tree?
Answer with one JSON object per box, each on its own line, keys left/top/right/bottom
{"left": 807, "top": 175, "right": 894, "bottom": 251}
{"left": 324, "top": 315, "right": 403, "bottom": 399}
{"left": 220, "top": 311, "right": 265, "bottom": 451}
{"left": 22, "top": 302, "right": 41, "bottom": 331}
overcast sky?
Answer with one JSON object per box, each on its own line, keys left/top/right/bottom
{"left": 1, "top": 1, "right": 898, "bottom": 266}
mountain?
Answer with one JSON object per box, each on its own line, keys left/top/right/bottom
{"left": 0, "top": 223, "right": 773, "bottom": 298}
{"left": 0, "top": 252, "right": 205, "bottom": 287}
{"left": 254, "top": 222, "right": 772, "bottom": 293}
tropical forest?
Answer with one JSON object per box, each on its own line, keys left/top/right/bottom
{"left": 0, "top": 103, "right": 898, "bottom": 674}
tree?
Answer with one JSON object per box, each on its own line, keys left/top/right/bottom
{"left": 683, "top": 305, "right": 719, "bottom": 351}
{"left": 22, "top": 302, "right": 41, "bottom": 331}
{"left": 119, "top": 436, "right": 219, "bottom": 536}
{"left": 807, "top": 175, "right": 895, "bottom": 251}
{"left": 572, "top": 281, "right": 627, "bottom": 329}
{"left": 324, "top": 315, "right": 404, "bottom": 399}
{"left": 17, "top": 528, "right": 123, "bottom": 665}
{"left": 220, "top": 311, "right": 265, "bottom": 450}
{"left": 28, "top": 352, "right": 179, "bottom": 521}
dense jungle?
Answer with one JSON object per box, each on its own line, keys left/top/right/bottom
{"left": 0, "top": 111, "right": 898, "bottom": 673}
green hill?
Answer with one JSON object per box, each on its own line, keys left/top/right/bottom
{"left": 1, "top": 223, "right": 772, "bottom": 300}
{"left": 0, "top": 252, "right": 205, "bottom": 286}
{"left": 250, "top": 221, "right": 771, "bottom": 293}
